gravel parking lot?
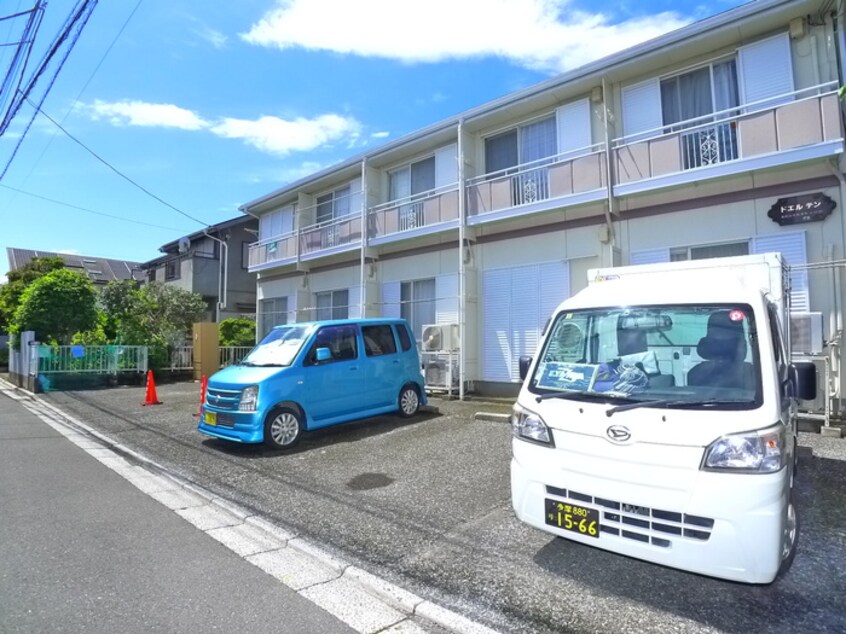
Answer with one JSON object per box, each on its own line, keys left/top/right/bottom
{"left": 38, "top": 381, "right": 846, "bottom": 633}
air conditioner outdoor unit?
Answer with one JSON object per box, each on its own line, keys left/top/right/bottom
{"left": 421, "top": 323, "right": 459, "bottom": 352}
{"left": 790, "top": 311, "right": 824, "bottom": 355}
{"left": 424, "top": 358, "right": 459, "bottom": 388}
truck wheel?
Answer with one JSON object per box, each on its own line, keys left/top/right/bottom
{"left": 398, "top": 385, "right": 420, "bottom": 418}
{"left": 777, "top": 495, "right": 798, "bottom": 579}
{"left": 264, "top": 407, "right": 302, "bottom": 449}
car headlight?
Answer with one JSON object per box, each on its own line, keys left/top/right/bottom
{"left": 702, "top": 426, "right": 785, "bottom": 473}
{"left": 239, "top": 385, "right": 259, "bottom": 412}
{"left": 511, "top": 403, "right": 554, "bottom": 447}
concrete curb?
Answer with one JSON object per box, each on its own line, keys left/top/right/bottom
{"left": 474, "top": 412, "right": 510, "bottom": 423}
{"left": 0, "top": 379, "right": 501, "bottom": 634}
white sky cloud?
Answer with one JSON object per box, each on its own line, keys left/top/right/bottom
{"left": 194, "top": 25, "right": 227, "bottom": 49}
{"left": 371, "top": 131, "right": 390, "bottom": 138}
{"left": 210, "top": 114, "right": 361, "bottom": 155}
{"left": 87, "top": 100, "right": 209, "bottom": 130}
{"left": 241, "top": 0, "right": 690, "bottom": 73}
{"left": 84, "top": 101, "right": 362, "bottom": 157}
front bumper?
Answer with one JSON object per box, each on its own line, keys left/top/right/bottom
{"left": 196, "top": 406, "right": 264, "bottom": 444}
{"left": 510, "top": 440, "right": 788, "bottom": 584}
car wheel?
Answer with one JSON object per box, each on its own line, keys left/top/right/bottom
{"left": 264, "top": 407, "right": 302, "bottom": 449}
{"left": 777, "top": 494, "right": 798, "bottom": 579}
{"left": 398, "top": 385, "right": 420, "bottom": 418}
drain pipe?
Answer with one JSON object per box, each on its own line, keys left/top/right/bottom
{"left": 458, "top": 119, "right": 466, "bottom": 401}
{"left": 601, "top": 76, "right": 617, "bottom": 262}
{"left": 360, "top": 157, "right": 368, "bottom": 319}
{"left": 203, "top": 230, "right": 228, "bottom": 322}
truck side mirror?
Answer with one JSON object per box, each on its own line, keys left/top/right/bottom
{"left": 789, "top": 361, "right": 817, "bottom": 401}
{"left": 519, "top": 355, "right": 533, "bottom": 381}
{"left": 316, "top": 347, "right": 332, "bottom": 363}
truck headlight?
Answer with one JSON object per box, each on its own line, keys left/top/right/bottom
{"left": 511, "top": 404, "right": 554, "bottom": 447}
{"left": 702, "top": 426, "right": 785, "bottom": 473}
{"left": 239, "top": 385, "right": 259, "bottom": 412}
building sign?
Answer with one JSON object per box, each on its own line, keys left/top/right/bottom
{"left": 768, "top": 193, "right": 835, "bottom": 226}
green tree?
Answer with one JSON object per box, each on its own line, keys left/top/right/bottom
{"left": 219, "top": 317, "right": 256, "bottom": 346}
{"left": 10, "top": 269, "right": 98, "bottom": 344}
{"left": 0, "top": 256, "right": 65, "bottom": 331}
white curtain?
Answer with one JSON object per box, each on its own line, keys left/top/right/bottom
{"left": 520, "top": 117, "right": 556, "bottom": 163}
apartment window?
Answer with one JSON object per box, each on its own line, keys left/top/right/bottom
{"left": 241, "top": 241, "right": 250, "bottom": 269}
{"left": 260, "top": 297, "right": 288, "bottom": 338}
{"left": 485, "top": 116, "right": 556, "bottom": 206}
{"left": 165, "top": 259, "right": 180, "bottom": 281}
{"left": 484, "top": 116, "right": 556, "bottom": 175}
{"left": 660, "top": 59, "right": 739, "bottom": 168}
{"left": 315, "top": 289, "right": 349, "bottom": 321}
{"left": 389, "top": 156, "right": 435, "bottom": 230}
{"left": 401, "top": 279, "right": 436, "bottom": 342}
{"left": 670, "top": 241, "right": 749, "bottom": 262}
{"left": 316, "top": 185, "right": 352, "bottom": 225}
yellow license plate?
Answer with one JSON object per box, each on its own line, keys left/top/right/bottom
{"left": 545, "top": 499, "right": 600, "bottom": 538}
{"left": 204, "top": 411, "right": 217, "bottom": 426}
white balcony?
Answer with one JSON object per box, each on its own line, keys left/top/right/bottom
{"left": 368, "top": 185, "right": 460, "bottom": 244}
{"left": 612, "top": 83, "right": 844, "bottom": 196}
{"left": 299, "top": 213, "right": 362, "bottom": 259}
{"left": 466, "top": 144, "right": 607, "bottom": 225}
{"left": 248, "top": 231, "right": 297, "bottom": 269}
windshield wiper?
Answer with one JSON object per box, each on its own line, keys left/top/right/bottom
{"left": 605, "top": 398, "right": 750, "bottom": 417}
{"left": 535, "top": 391, "right": 637, "bottom": 404}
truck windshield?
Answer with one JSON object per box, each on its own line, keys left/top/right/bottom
{"left": 528, "top": 304, "right": 761, "bottom": 410}
{"left": 240, "top": 325, "right": 312, "bottom": 367}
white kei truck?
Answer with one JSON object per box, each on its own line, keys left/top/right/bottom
{"left": 510, "top": 253, "right": 817, "bottom": 583}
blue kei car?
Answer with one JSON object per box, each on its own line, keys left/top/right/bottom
{"left": 198, "top": 318, "right": 427, "bottom": 449}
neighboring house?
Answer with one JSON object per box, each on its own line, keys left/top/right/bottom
{"left": 6, "top": 248, "right": 143, "bottom": 286}
{"left": 241, "top": 0, "right": 846, "bottom": 399}
{"left": 141, "top": 215, "right": 258, "bottom": 322}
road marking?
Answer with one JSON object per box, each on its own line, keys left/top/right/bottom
{"left": 0, "top": 380, "right": 501, "bottom": 634}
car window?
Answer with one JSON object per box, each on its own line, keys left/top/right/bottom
{"left": 396, "top": 323, "right": 413, "bottom": 352}
{"left": 362, "top": 325, "right": 398, "bottom": 357}
{"left": 306, "top": 325, "right": 358, "bottom": 364}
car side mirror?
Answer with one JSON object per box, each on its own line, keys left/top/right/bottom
{"left": 316, "top": 347, "right": 332, "bottom": 363}
{"left": 519, "top": 355, "right": 533, "bottom": 381}
{"left": 789, "top": 361, "right": 817, "bottom": 401}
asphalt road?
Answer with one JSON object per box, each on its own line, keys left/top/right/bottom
{"left": 35, "top": 381, "right": 846, "bottom": 633}
{"left": 0, "top": 387, "right": 355, "bottom": 634}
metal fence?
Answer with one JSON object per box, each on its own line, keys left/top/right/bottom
{"left": 220, "top": 346, "right": 252, "bottom": 368}
{"left": 34, "top": 345, "right": 148, "bottom": 374}
{"left": 168, "top": 346, "right": 193, "bottom": 371}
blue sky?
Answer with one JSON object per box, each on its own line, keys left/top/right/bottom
{"left": 0, "top": 0, "right": 749, "bottom": 281}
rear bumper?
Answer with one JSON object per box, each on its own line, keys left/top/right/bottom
{"left": 510, "top": 441, "right": 788, "bottom": 584}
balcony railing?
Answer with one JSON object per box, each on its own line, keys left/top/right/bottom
{"left": 613, "top": 83, "right": 843, "bottom": 191}
{"left": 368, "top": 184, "right": 459, "bottom": 240}
{"left": 249, "top": 231, "right": 297, "bottom": 268}
{"left": 299, "top": 213, "right": 362, "bottom": 257}
{"left": 466, "top": 143, "right": 606, "bottom": 219}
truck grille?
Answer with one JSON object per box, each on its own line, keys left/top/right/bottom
{"left": 205, "top": 387, "right": 242, "bottom": 411}
{"left": 546, "top": 485, "right": 714, "bottom": 548}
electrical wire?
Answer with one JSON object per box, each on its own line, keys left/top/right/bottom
{"left": 27, "top": 98, "right": 211, "bottom": 228}
{"left": 0, "top": 182, "right": 191, "bottom": 232}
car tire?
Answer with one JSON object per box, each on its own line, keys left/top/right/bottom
{"left": 263, "top": 407, "right": 303, "bottom": 449}
{"left": 398, "top": 384, "right": 420, "bottom": 418}
{"left": 776, "top": 492, "right": 798, "bottom": 580}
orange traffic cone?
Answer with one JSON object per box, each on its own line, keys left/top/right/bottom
{"left": 193, "top": 375, "right": 207, "bottom": 417}
{"left": 142, "top": 370, "right": 162, "bottom": 406}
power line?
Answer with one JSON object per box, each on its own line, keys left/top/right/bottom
{"left": 27, "top": 98, "right": 211, "bottom": 227}
{"left": 0, "top": 182, "right": 191, "bottom": 232}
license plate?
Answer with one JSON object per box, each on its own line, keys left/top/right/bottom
{"left": 545, "top": 499, "right": 600, "bottom": 538}
{"left": 204, "top": 411, "right": 217, "bottom": 426}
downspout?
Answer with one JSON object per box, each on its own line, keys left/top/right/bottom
{"left": 601, "top": 76, "right": 617, "bottom": 262}
{"left": 458, "top": 119, "right": 466, "bottom": 401}
{"left": 203, "top": 230, "right": 228, "bottom": 322}
{"left": 360, "top": 157, "right": 368, "bottom": 318}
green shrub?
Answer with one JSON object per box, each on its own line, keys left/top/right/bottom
{"left": 219, "top": 317, "right": 256, "bottom": 347}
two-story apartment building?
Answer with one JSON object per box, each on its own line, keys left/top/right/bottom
{"left": 142, "top": 215, "right": 258, "bottom": 322}
{"left": 241, "top": 0, "right": 846, "bottom": 404}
